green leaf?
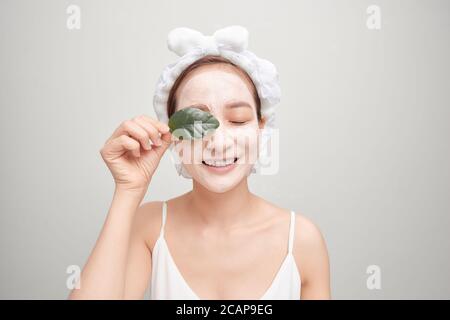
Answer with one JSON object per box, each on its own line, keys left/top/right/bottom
{"left": 168, "top": 107, "right": 220, "bottom": 140}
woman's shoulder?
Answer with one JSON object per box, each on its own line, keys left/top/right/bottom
{"left": 133, "top": 193, "right": 196, "bottom": 250}
{"left": 261, "top": 198, "right": 329, "bottom": 283}
{"left": 260, "top": 197, "right": 325, "bottom": 247}
{"left": 293, "top": 213, "right": 327, "bottom": 253}
{"left": 292, "top": 211, "right": 330, "bottom": 287}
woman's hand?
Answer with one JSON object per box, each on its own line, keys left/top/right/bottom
{"left": 100, "top": 115, "right": 172, "bottom": 194}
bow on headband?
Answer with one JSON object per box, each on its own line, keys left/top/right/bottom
{"left": 167, "top": 25, "right": 249, "bottom": 57}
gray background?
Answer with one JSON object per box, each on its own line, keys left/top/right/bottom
{"left": 1, "top": 0, "right": 449, "bottom": 299}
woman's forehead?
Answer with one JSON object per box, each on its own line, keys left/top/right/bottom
{"left": 176, "top": 65, "right": 255, "bottom": 108}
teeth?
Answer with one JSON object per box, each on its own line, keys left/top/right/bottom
{"left": 204, "top": 158, "right": 235, "bottom": 167}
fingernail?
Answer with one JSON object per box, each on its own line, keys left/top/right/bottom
{"left": 163, "top": 125, "right": 170, "bottom": 133}
{"left": 156, "top": 139, "right": 162, "bottom": 146}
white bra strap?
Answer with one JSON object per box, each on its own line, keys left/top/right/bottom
{"left": 160, "top": 201, "right": 167, "bottom": 237}
{"left": 288, "top": 211, "right": 296, "bottom": 254}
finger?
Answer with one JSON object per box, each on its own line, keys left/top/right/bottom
{"left": 133, "top": 117, "right": 164, "bottom": 147}
{"left": 151, "top": 131, "right": 173, "bottom": 158}
{"left": 139, "top": 132, "right": 172, "bottom": 166}
{"left": 110, "top": 135, "right": 141, "bottom": 158}
{"left": 109, "top": 120, "right": 151, "bottom": 151}
{"left": 134, "top": 115, "right": 170, "bottom": 135}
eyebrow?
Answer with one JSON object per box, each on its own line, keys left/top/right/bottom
{"left": 187, "top": 104, "right": 210, "bottom": 112}
{"left": 185, "top": 101, "right": 252, "bottom": 111}
{"left": 225, "top": 101, "right": 252, "bottom": 110}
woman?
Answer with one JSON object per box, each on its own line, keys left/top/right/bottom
{"left": 69, "top": 26, "right": 330, "bottom": 300}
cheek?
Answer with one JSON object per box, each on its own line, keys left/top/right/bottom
{"left": 230, "top": 126, "right": 260, "bottom": 164}
{"left": 173, "top": 139, "right": 204, "bottom": 165}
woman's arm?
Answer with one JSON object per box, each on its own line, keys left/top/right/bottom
{"left": 295, "top": 214, "right": 331, "bottom": 299}
{"left": 68, "top": 188, "right": 146, "bottom": 299}
{"left": 68, "top": 115, "right": 171, "bottom": 299}
{"left": 122, "top": 201, "right": 161, "bottom": 299}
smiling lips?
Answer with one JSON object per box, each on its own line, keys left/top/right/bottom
{"left": 202, "top": 157, "right": 238, "bottom": 167}
{"left": 201, "top": 157, "right": 238, "bottom": 173}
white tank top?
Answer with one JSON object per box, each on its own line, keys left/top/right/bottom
{"left": 149, "top": 201, "right": 301, "bottom": 299}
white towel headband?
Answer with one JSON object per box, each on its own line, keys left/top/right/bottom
{"left": 152, "top": 25, "right": 281, "bottom": 178}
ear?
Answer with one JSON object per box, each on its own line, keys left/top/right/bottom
{"left": 258, "top": 116, "right": 266, "bottom": 129}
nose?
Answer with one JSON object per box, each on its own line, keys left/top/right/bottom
{"left": 204, "top": 122, "right": 235, "bottom": 159}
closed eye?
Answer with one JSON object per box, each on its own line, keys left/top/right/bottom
{"left": 230, "top": 121, "right": 247, "bottom": 125}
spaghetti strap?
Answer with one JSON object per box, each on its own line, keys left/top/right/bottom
{"left": 150, "top": 204, "right": 302, "bottom": 300}
{"left": 288, "top": 211, "right": 296, "bottom": 254}
{"left": 160, "top": 201, "right": 167, "bottom": 237}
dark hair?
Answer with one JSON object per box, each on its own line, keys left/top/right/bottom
{"left": 167, "top": 55, "right": 262, "bottom": 120}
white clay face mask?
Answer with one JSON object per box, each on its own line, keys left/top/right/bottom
{"left": 172, "top": 124, "right": 260, "bottom": 193}
{"left": 171, "top": 66, "right": 263, "bottom": 193}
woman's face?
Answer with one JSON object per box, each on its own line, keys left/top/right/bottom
{"left": 172, "top": 63, "right": 265, "bottom": 193}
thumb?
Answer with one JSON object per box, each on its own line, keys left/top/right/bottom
{"left": 139, "top": 132, "right": 173, "bottom": 174}
{"left": 154, "top": 131, "right": 173, "bottom": 156}
{"left": 142, "top": 131, "right": 173, "bottom": 163}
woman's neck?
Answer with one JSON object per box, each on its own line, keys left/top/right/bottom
{"left": 186, "top": 178, "right": 261, "bottom": 231}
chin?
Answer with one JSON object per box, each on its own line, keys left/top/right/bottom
{"left": 202, "top": 183, "right": 236, "bottom": 194}
{"left": 185, "top": 164, "right": 252, "bottom": 193}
